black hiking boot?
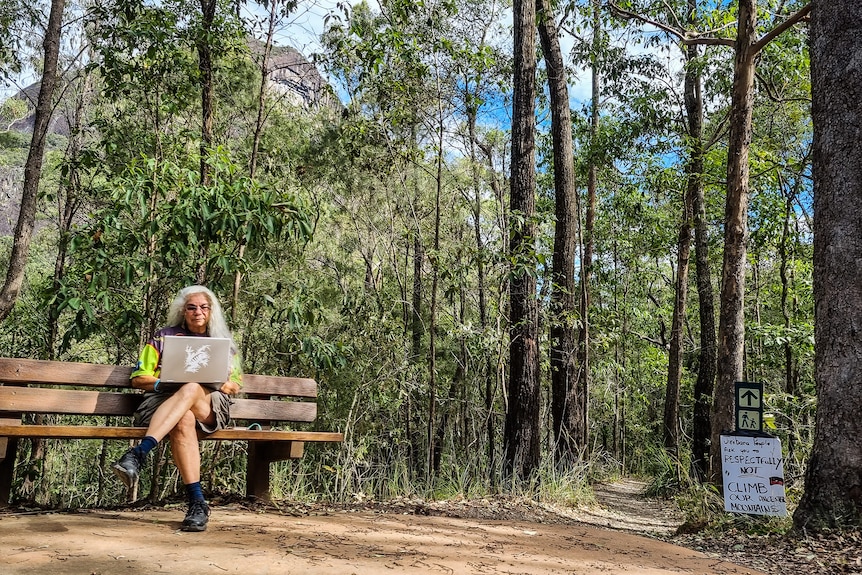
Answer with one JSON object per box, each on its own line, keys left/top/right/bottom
{"left": 181, "top": 500, "right": 210, "bottom": 532}
{"left": 112, "top": 448, "right": 146, "bottom": 491}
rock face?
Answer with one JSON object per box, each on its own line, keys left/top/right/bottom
{"left": 0, "top": 165, "right": 23, "bottom": 236}
{"left": 255, "top": 40, "right": 335, "bottom": 110}
{"left": 3, "top": 41, "right": 332, "bottom": 135}
{"left": 3, "top": 81, "right": 71, "bottom": 136}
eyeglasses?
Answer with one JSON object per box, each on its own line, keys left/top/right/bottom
{"left": 185, "top": 304, "right": 211, "bottom": 313}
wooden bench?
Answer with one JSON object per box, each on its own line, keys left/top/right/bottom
{"left": 0, "top": 357, "right": 343, "bottom": 506}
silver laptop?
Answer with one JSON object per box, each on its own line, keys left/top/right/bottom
{"left": 159, "top": 335, "right": 232, "bottom": 389}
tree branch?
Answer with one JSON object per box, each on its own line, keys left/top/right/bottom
{"left": 607, "top": 1, "right": 685, "bottom": 41}
{"left": 751, "top": 3, "right": 812, "bottom": 55}
{"left": 607, "top": 1, "right": 735, "bottom": 47}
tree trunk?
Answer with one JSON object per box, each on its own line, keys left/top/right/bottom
{"left": 466, "top": 87, "right": 495, "bottom": 479}
{"left": 779, "top": 186, "right": 798, "bottom": 395}
{"left": 195, "top": 0, "right": 216, "bottom": 285}
{"left": 411, "top": 236, "right": 424, "bottom": 359}
{"left": 47, "top": 70, "right": 91, "bottom": 357}
{"left": 686, "top": 4, "right": 715, "bottom": 480}
{"left": 504, "top": 0, "right": 540, "bottom": 481}
{"left": 577, "top": 0, "right": 602, "bottom": 452}
{"left": 667, "top": 0, "right": 702, "bottom": 457}
{"left": 198, "top": 0, "right": 215, "bottom": 186}
{"left": 709, "top": 0, "right": 757, "bottom": 484}
{"left": 0, "top": 0, "right": 65, "bottom": 320}
{"left": 537, "top": 0, "right": 580, "bottom": 464}
{"left": 663, "top": 183, "right": 692, "bottom": 453}
{"left": 427, "top": 85, "right": 444, "bottom": 478}
{"left": 233, "top": 0, "right": 280, "bottom": 320}
{"left": 793, "top": 0, "right": 862, "bottom": 530}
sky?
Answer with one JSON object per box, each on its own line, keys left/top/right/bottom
{"left": 2, "top": 0, "right": 665, "bottom": 124}
{"left": 0, "top": 0, "right": 379, "bottom": 101}
{"left": 243, "top": 0, "right": 379, "bottom": 59}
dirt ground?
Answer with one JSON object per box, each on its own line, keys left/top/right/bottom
{"left": 0, "top": 480, "right": 771, "bottom": 575}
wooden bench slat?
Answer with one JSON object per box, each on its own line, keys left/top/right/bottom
{"left": 0, "top": 425, "right": 343, "bottom": 442}
{"left": 0, "top": 387, "right": 318, "bottom": 422}
{"left": 0, "top": 357, "right": 131, "bottom": 387}
{"left": 0, "top": 357, "right": 318, "bottom": 398}
{"left": 231, "top": 398, "right": 317, "bottom": 422}
{"left": 0, "top": 386, "right": 141, "bottom": 415}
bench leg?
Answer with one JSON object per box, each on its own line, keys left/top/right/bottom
{"left": 246, "top": 441, "right": 304, "bottom": 501}
{"left": 0, "top": 437, "right": 18, "bottom": 508}
{"left": 0, "top": 415, "right": 22, "bottom": 508}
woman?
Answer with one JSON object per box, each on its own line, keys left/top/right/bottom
{"left": 113, "top": 285, "right": 242, "bottom": 532}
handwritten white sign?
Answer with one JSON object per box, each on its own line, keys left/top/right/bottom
{"left": 720, "top": 435, "right": 787, "bottom": 517}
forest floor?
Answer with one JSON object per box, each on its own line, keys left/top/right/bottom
{"left": 1, "top": 479, "right": 859, "bottom": 575}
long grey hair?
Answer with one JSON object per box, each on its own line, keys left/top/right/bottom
{"left": 165, "top": 285, "right": 234, "bottom": 341}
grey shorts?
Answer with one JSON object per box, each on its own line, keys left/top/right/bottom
{"left": 133, "top": 388, "right": 233, "bottom": 435}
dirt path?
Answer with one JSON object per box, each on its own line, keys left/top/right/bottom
{"left": 567, "top": 478, "right": 683, "bottom": 535}
{"left": 0, "top": 481, "right": 767, "bottom": 575}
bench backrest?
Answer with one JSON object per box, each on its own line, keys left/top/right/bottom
{"left": 0, "top": 357, "right": 318, "bottom": 423}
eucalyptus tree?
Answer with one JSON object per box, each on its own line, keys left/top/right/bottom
{"left": 537, "top": 0, "right": 581, "bottom": 463}
{"left": 610, "top": 0, "right": 811, "bottom": 481}
{"left": 505, "top": 0, "right": 540, "bottom": 480}
{"left": 608, "top": 0, "right": 710, "bottom": 459}
{"left": 578, "top": 0, "right": 601, "bottom": 458}
{"left": 0, "top": 0, "right": 65, "bottom": 320}
{"left": 231, "top": 0, "right": 298, "bottom": 319}
{"left": 84, "top": 0, "right": 253, "bottom": 334}
{"left": 705, "top": 0, "right": 811, "bottom": 483}
{"left": 794, "top": 0, "right": 862, "bottom": 530}
{"left": 567, "top": 0, "right": 682, "bottom": 468}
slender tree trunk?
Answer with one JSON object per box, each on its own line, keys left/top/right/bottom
{"left": 412, "top": 237, "right": 424, "bottom": 358}
{"left": 427, "top": 80, "right": 444, "bottom": 479}
{"left": 663, "top": 184, "right": 692, "bottom": 453}
{"left": 778, "top": 185, "right": 798, "bottom": 395}
{"left": 233, "top": 0, "right": 280, "bottom": 320}
{"left": 408, "top": 118, "right": 423, "bottom": 477}
{"left": 537, "top": 0, "right": 580, "bottom": 464}
{"left": 686, "top": 5, "right": 715, "bottom": 480}
{"left": 504, "top": 0, "right": 540, "bottom": 480}
{"left": 665, "top": 2, "right": 702, "bottom": 454}
{"left": 0, "top": 0, "right": 65, "bottom": 320}
{"left": 709, "top": 0, "right": 757, "bottom": 484}
{"left": 466, "top": 89, "right": 495, "bottom": 479}
{"left": 195, "top": 0, "right": 216, "bottom": 285}
{"left": 47, "top": 70, "right": 91, "bottom": 357}
{"left": 577, "top": 0, "right": 602, "bottom": 451}
{"left": 794, "top": 0, "right": 862, "bottom": 530}
{"left": 198, "top": 0, "right": 215, "bottom": 186}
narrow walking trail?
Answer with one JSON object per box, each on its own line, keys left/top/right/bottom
{"left": 572, "top": 477, "right": 683, "bottom": 536}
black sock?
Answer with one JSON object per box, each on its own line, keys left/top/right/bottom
{"left": 132, "top": 435, "right": 158, "bottom": 458}
{"left": 186, "top": 481, "right": 205, "bottom": 503}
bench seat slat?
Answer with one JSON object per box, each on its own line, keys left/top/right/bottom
{"left": 0, "top": 425, "right": 343, "bottom": 442}
{"left": 0, "top": 387, "right": 317, "bottom": 422}
{"left": 0, "top": 358, "right": 318, "bottom": 398}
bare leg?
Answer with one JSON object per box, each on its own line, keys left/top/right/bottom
{"left": 170, "top": 411, "right": 202, "bottom": 484}
{"left": 144, "top": 383, "right": 217, "bottom": 442}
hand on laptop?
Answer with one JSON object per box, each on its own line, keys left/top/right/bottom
{"left": 219, "top": 381, "right": 240, "bottom": 395}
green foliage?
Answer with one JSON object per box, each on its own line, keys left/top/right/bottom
{"left": 0, "top": 0, "right": 818, "bottom": 514}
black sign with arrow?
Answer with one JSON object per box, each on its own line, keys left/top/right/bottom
{"left": 734, "top": 381, "right": 763, "bottom": 432}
